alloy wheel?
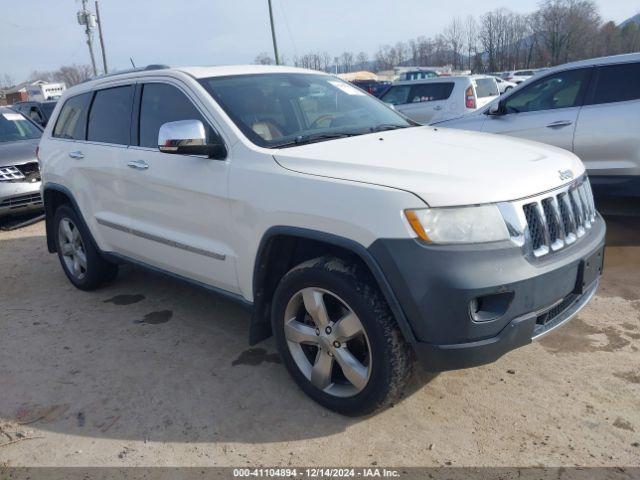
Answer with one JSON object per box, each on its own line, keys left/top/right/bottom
{"left": 58, "top": 218, "right": 87, "bottom": 280}
{"left": 283, "top": 287, "right": 372, "bottom": 397}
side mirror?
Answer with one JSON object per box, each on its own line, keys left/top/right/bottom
{"left": 158, "top": 119, "right": 226, "bottom": 160}
{"left": 488, "top": 101, "right": 505, "bottom": 116}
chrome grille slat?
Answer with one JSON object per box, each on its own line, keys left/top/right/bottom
{"left": 498, "top": 176, "right": 596, "bottom": 260}
{"left": 0, "top": 166, "right": 26, "bottom": 182}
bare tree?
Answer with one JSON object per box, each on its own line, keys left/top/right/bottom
{"left": 443, "top": 17, "right": 465, "bottom": 70}
{"left": 254, "top": 52, "right": 275, "bottom": 65}
{"left": 22, "top": 65, "right": 93, "bottom": 87}
{"left": 55, "top": 65, "right": 94, "bottom": 86}
{"left": 1, "top": 74, "right": 15, "bottom": 89}
{"left": 532, "top": 0, "right": 601, "bottom": 65}
{"left": 339, "top": 51, "right": 355, "bottom": 73}
{"left": 465, "top": 16, "right": 478, "bottom": 71}
{"left": 620, "top": 22, "right": 640, "bottom": 53}
{"left": 356, "top": 51, "right": 369, "bottom": 70}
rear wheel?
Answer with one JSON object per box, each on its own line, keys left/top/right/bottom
{"left": 54, "top": 204, "right": 118, "bottom": 290}
{"left": 272, "top": 256, "right": 414, "bottom": 416}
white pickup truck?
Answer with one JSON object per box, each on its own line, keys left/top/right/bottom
{"left": 38, "top": 65, "right": 605, "bottom": 415}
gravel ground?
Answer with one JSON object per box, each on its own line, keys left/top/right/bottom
{"left": 0, "top": 216, "right": 638, "bottom": 468}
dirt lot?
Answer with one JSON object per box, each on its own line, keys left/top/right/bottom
{"left": 0, "top": 216, "right": 638, "bottom": 468}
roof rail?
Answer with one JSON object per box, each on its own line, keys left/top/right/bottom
{"left": 82, "top": 64, "right": 171, "bottom": 83}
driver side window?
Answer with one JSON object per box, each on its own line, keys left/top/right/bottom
{"left": 138, "top": 83, "right": 214, "bottom": 148}
{"left": 504, "top": 68, "right": 590, "bottom": 114}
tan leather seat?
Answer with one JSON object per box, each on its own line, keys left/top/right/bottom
{"left": 252, "top": 121, "right": 283, "bottom": 141}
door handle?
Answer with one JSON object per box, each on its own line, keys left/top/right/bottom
{"left": 68, "top": 151, "right": 84, "bottom": 159}
{"left": 546, "top": 120, "right": 573, "bottom": 128}
{"left": 127, "top": 160, "right": 149, "bottom": 170}
{"left": 433, "top": 106, "right": 443, "bottom": 111}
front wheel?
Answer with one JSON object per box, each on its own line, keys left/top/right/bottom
{"left": 271, "top": 256, "right": 414, "bottom": 416}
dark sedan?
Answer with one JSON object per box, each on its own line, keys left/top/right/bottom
{"left": 0, "top": 107, "right": 43, "bottom": 218}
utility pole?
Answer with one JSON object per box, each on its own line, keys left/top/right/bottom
{"left": 95, "top": 1, "right": 108, "bottom": 74}
{"left": 267, "top": 0, "right": 280, "bottom": 65}
{"left": 77, "top": 0, "right": 98, "bottom": 76}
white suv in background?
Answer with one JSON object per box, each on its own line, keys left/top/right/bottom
{"left": 379, "top": 75, "right": 500, "bottom": 124}
{"left": 436, "top": 54, "right": 640, "bottom": 198}
{"left": 38, "top": 65, "right": 605, "bottom": 415}
{"left": 501, "top": 69, "right": 538, "bottom": 84}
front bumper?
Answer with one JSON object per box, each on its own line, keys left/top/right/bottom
{"left": 0, "top": 181, "right": 43, "bottom": 218}
{"left": 368, "top": 214, "right": 606, "bottom": 372}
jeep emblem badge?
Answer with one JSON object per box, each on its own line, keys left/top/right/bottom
{"left": 558, "top": 169, "right": 574, "bottom": 181}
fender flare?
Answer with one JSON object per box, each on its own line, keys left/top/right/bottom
{"left": 42, "top": 182, "right": 96, "bottom": 254}
{"left": 250, "top": 226, "right": 418, "bottom": 345}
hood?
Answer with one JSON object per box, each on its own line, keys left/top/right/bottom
{"left": 273, "top": 126, "right": 585, "bottom": 207}
{"left": 0, "top": 138, "right": 40, "bottom": 167}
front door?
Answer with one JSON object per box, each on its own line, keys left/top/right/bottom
{"left": 120, "top": 81, "right": 238, "bottom": 293}
{"left": 483, "top": 68, "right": 592, "bottom": 152}
{"left": 573, "top": 62, "right": 640, "bottom": 182}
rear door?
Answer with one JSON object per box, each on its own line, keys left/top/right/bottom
{"left": 121, "top": 81, "right": 238, "bottom": 292}
{"left": 482, "top": 68, "right": 592, "bottom": 151}
{"left": 573, "top": 61, "right": 640, "bottom": 182}
{"left": 79, "top": 84, "right": 136, "bottom": 254}
{"left": 48, "top": 89, "right": 133, "bottom": 253}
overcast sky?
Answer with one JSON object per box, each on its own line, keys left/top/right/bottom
{"left": 1, "top": 0, "right": 637, "bottom": 82}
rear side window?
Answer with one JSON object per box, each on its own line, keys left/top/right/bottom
{"left": 474, "top": 78, "right": 499, "bottom": 97}
{"left": 380, "top": 85, "right": 411, "bottom": 105}
{"left": 589, "top": 62, "right": 640, "bottom": 105}
{"left": 53, "top": 93, "right": 91, "bottom": 140}
{"left": 408, "top": 83, "right": 454, "bottom": 103}
{"left": 87, "top": 85, "right": 134, "bottom": 145}
{"left": 138, "top": 83, "right": 210, "bottom": 148}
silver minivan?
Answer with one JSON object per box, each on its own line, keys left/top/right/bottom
{"left": 436, "top": 53, "right": 640, "bottom": 198}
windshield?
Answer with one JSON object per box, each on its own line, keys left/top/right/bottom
{"left": 199, "top": 73, "right": 414, "bottom": 148}
{"left": 41, "top": 102, "right": 57, "bottom": 119}
{"left": 0, "top": 111, "right": 42, "bottom": 143}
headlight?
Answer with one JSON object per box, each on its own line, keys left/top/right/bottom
{"left": 405, "top": 205, "right": 510, "bottom": 244}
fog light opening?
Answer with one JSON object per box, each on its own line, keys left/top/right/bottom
{"left": 470, "top": 291, "right": 514, "bottom": 322}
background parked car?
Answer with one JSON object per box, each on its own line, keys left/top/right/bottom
{"left": 501, "top": 69, "right": 541, "bottom": 84}
{"left": 351, "top": 79, "right": 391, "bottom": 97}
{"left": 435, "top": 53, "right": 640, "bottom": 198}
{"left": 12, "top": 100, "right": 58, "bottom": 127}
{"left": 380, "top": 75, "right": 499, "bottom": 124}
{"left": 493, "top": 76, "right": 517, "bottom": 94}
{"left": 397, "top": 70, "right": 439, "bottom": 81}
{"left": 0, "top": 107, "right": 43, "bottom": 218}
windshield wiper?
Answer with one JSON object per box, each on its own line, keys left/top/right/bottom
{"left": 273, "top": 132, "right": 362, "bottom": 148}
{"left": 369, "top": 123, "right": 412, "bottom": 132}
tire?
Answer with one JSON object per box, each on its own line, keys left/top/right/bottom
{"left": 271, "top": 256, "right": 414, "bottom": 416}
{"left": 53, "top": 204, "right": 118, "bottom": 291}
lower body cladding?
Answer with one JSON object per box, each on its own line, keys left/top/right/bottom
{"left": 0, "top": 181, "right": 43, "bottom": 218}
{"left": 369, "top": 214, "right": 606, "bottom": 372}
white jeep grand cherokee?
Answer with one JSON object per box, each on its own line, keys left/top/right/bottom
{"left": 38, "top": 65, "right": 605, "bottom": 415}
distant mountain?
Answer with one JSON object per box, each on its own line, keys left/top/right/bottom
{"left": 620, "top": 13, "right": 640, "bottom": 27}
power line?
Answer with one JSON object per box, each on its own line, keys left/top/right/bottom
{"left": 278, "top": 0, "right": 298, "bottom": 60}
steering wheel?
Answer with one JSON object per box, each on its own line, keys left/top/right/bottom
{"left": 309, "top": 114, "right": 335, "bottom": 129}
